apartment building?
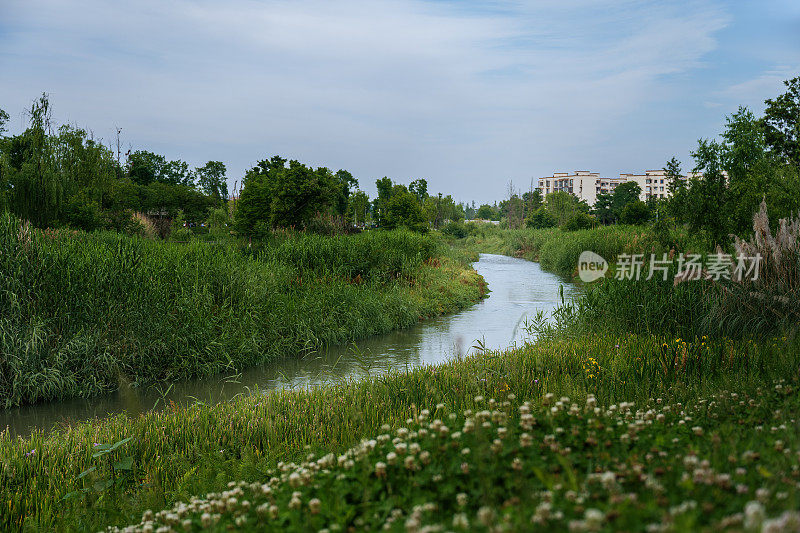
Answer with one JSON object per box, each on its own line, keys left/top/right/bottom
{"left": 538, "top": 169, "right": 684, "bottom": 206}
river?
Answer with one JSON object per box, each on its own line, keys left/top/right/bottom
{"left": 0, "top": 253, "right": 576, "bottom": 437}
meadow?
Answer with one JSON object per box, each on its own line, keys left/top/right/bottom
{"left": 1, "top": 209, "right": 798, "bottom": 531}
{"left": 0, "top": 214, "right": 484, "bottom": 408}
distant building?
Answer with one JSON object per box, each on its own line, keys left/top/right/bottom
{"left": 538, "top": 170, "right": 687, "bottom": 206}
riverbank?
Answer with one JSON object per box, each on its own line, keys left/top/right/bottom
{"left": 2, "top": 332, "right": 797, "bottom": 531}
{"left": 0, "top": 214, "right": 486, "bottom": 408}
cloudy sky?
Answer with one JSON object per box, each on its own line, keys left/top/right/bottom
{"left": 1, "top": 0, "right": 798, "bottom": 202}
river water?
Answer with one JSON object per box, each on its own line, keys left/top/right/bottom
{"left": 0, "top": 253, "right": 575, "bottom": 437}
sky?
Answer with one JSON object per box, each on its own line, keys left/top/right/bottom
{"left": 1, "top": 0, "right": 798, "bottom": 204}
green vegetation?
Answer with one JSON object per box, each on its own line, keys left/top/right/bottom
{"left": 2, "top": 332, "right": 797, "bottom": 531}
{"left": 0, "top": 216, "right": 484, "bottom": 408}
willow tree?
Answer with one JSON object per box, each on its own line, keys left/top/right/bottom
{"left": 5, "top": 94, "right": 65, "bottom": 227}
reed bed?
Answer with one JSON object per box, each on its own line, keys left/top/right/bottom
{"left": 0, "top": 214, "right": 483, "bottom": 408}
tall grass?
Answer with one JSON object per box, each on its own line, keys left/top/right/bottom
{"left": 0, "top": 214, "right": 483, "bottom": 408}
{"left": 1, "top": 332, "right": 796, "bottom": 531}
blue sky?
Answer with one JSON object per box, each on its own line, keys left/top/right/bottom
{"left": 1, "top": 0, "right": 798, "bottom": 203}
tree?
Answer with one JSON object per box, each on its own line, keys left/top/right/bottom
{"left": 0, "top": 107, "right": 8, "bottom": 136}
{"left": 689, "top": 139, "right": 728, "bottom": 244}
{"left": 374, "top": 177, "right": 393, "bottom": 226}
{"left": 409, "top": 179, "right": 428, "bottom": 203}
{"left": 384, "top": 186, "right": 427, "bottom": 232}
{"left": 562, "top": 212, "right": 595, "bottom": 231}
{"left": 334, "top": 169, "right": 358, "bottom": 217}
{"left": 234, "top": 156, "right": 339, "bottom": 233}
{"left": 620, "top": 200, "right": 650, "bottom": 225}
{"left": 5, "top": 93, "right": 62, "bottom": 227}
{"left": 195, "top": 161, "right": 228, "bottom": 204}
{"left": 348, "top": 189, "right": 370, "bottom": 226}
{"left": 762, "top": 75, "right": 800, "bottom": 166}
{"left": 476, "top": 204, "right": 497, "bottom": 220}
{"left": 663, "top": 157, "right": 684, "bottom": 195}
{"left": 610, "top": 182, "right": 641, "bottom": 221}
{"left": 127, "top": 151, "right": 166, "bottom": 186}
{"left": 545, "top": 191, "right": 585, "bottom": 227}
{"left": 592, "top": 192, "right": 615, "bottom": 225}
{"left": 525, "top": 207, "right": 556, "bottom": 228}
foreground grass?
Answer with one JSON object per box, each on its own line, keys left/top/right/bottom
{"left": 2, "top": 333, "right": 797, "bottom": 531}
{"left": 0, "top": 214, "right": 484, "bottom": 408}
{"left": 112, "top": 381, "right": 800, "bottom": 532}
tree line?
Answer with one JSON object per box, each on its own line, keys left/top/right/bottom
{"left": 0, "top": 94, "right": 228, "bottom": 235}
{"left": 473, "top": 76, "right": 800, "bottom": 242}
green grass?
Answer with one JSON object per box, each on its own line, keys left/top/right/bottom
{"left": 110, "top": 379, "right": 800, "bottom": 532}
{"left": 2, "top": 218, "right": 797, "bottom": 531}
{"left": 1, "top": 332, "right": 797, "bottom": 531}
{"left": 0, "top": 214, "right": 484, "bottom": 408}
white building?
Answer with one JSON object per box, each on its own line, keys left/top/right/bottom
{"left": 538, "top": 170, "right": 685, "bottom": 206}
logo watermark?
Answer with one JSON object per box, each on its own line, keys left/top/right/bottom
{"left": 577, "top": 252, "right": 762, "bottom": 283}
{"left": 578, "top": 251, "right": 608, "bottom": 283}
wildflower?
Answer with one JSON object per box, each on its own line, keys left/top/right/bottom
{"left": 456, "top": 493, "right": 468, "bottom": 507}
{"left": 308, "top": 498, "right": 321, "bottom": 514}
{"left": 386, "top": 452, "right": 398, "bottom": 465}
{"left": 744, "top": 501, "right": 765, "bottom": 530}
{"left": 692, "top": 426, "right": 703, "bottom": 436}
{"left": 375, "top": 462, "right": 387, "bottom": 477}
{"left": 452, "top": 513, "right": 469, "bottom": 529}
{"left": 477, "top": 507, "right": 495, "bottom": 527}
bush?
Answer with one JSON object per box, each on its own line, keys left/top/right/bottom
{"left": 620, "top": 200, "right": 651, "bottom": 225}
{"left": 441, "top": 221, "right": 468, "bottom": 239}
{"left": 525, "top": 207, "right": 557, "bottom": 229}
{"left": 561, "top": 212, "right": 595, "bottom": 232}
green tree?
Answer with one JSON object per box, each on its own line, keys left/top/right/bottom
{"left": 689, "top": 139, "right": 728, "bottom": 244}
{"left": 0, "top": 108, "right": 8, "bottom": 136}
{"left": 235, "top": 156, "right": 338, "bottom": 232}
{"left": 663, "top": 157, "right": 684, "bottom": 195}
{"left": 333, "top": 169, "right": 358, "bottom": 217}
{"left": 476, "top": 204, "right": 497, "bottom": 220}
{"left": 409, "top": 179, "right": 428, "bottom": 203}
{"left": 374, "top": 177, "right": 394, "bottom": 226}
{"left": 610, "top": 182, "right": 641, "bottom": 221}
{"left": 347, "top": 189, "right": 370, "bottom": 226}
{"left": 545, "top": 191, "right": 585, "bottom": 227}
{"left": 525, "top": 206, "right": 557, "bottom": 228}
{"left": 762, "top": 75, "right": 800, "bottom": 166}
{"left": 5, "top": 94, "right": 63, "bottom": 227}
{"left": 384, "top": 186, "right": 427, "bottom": 232}
{"left": 195, "top": 161, "right": 228, "bottom": 204}
{"left": 620, "top": 200, "right": 650, "bottom": 225}
{"left": 592, "top": 192, "right": 615, "bottom": 225}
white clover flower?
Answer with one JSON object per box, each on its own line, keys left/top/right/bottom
{"left": 744, "top": 501, "right": 765, "bottom": 530}
{"left": 308, "top": 498, "right": 321, "bottom": 514}
{"left": 452, "top": 513, "right": 469, "bottom": 528}
{"left": 456, "top": 493, "right": 468, "bottom": 507}
{"left": 477, "top": 507, "right": 495, "bottom": 527}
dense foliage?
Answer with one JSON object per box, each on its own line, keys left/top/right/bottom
{"left": 0, "top": 216, "right": 482, "bottom": 408}
{"left": 0, "top": 95, "right": 226, "bottom": 236}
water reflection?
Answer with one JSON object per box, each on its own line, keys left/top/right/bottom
{"left": 1, "top": 253, "right": 575, "bottom": 437}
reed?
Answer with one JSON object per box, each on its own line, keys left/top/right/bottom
{"left": 0, "top": 214, "right": 483, "bottom": 408}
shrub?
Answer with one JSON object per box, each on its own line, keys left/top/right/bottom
{"left": 561, "top": 212, "right": 595, "bottom": 232}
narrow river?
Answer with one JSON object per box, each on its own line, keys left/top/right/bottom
{"left": 1, "top": 253, "right": 576, "bottom": 437}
